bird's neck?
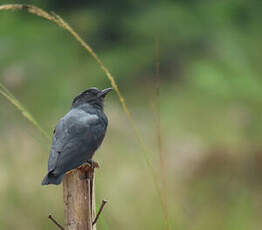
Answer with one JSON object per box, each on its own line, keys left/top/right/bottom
{"left": 72, "top": 102, "right": 104, "bottom": 112}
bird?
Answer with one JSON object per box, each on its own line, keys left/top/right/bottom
{"left": 41, "top": 87, "right": 112, "bottom": 185}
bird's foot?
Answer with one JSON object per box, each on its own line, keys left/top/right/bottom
{"left": 78, "top": 160, "right": 99, "bottom": 173}
{"left": 86, "top": 159, "right": 100, "bottom": 169}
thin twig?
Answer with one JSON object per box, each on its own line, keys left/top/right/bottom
{"left": 92, "top": 200, "right": 107, "bottom": 225}
{"left": 48, "top": 215, "right": 65, "bottom": 230}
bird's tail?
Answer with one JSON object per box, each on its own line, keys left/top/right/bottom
{"left": 41, "top": 172, "right": 65, "bottom": 185}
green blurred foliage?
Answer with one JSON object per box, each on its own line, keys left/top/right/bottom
{"left": 1, "top": 0, "right": 262, "bottom": 229}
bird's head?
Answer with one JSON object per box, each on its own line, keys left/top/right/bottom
{"left": 72, "top": 87, "right": 113, "bottom": 109}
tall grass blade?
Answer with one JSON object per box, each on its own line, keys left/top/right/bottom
{"left": 0, "top": 82, "right": 50, "bottom": 140}
{"left": 154, "top": 38, "right": 170, "bottom": 230}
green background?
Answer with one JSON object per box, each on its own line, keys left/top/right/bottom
{"left": 0, "top": 0, "right": 262, "bottom": 229}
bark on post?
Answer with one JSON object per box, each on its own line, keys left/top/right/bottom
{"left": 63, "top": 164, "right": 97, "bottom": 230}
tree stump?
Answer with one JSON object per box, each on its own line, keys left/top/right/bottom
{"left": 63, "top": 164, "right": 97, "bottom": 230}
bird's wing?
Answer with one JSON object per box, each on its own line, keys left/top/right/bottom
{"left": 47, "top": 109, "right": 107, "bottom": 174}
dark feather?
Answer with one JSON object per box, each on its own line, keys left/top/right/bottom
{"left": 42, "top": 87, "right": 111, "bottom": 186}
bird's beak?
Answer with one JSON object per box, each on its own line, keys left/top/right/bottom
{"left": 98, "top": 88, "right": 113, "bottom": 97}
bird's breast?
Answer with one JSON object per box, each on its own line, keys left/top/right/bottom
{"left": 78, "top": 113, "right": 99, "bottom": 124}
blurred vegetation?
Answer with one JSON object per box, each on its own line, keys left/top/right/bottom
{"left": 1, "top": 0, "right": 262, "bottom": 229}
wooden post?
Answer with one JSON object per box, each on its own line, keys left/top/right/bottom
{"left": 63, "top": 164, "right": 97, "bottom": 230}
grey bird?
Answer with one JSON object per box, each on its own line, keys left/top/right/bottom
{"left": 42, "top": 87, "right": 112, "bottom": 185}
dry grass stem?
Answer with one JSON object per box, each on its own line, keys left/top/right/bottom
{"left": 154, "top": 38, "right": 170, "bottom": 230}
{"left": 0, "top": 82, "right": 50, "bottom": 140}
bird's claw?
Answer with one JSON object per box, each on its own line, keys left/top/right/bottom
{"left": 78, "top": 160, "right": 100, "bottom": 172}
{"left": 87, "top": 160, "right": 100, "bottom": 169}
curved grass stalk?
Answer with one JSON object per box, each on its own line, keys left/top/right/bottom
{"left": 0, "top": 82, "right": 50, "bottom": 140}
{"left": 0, "top": 4, "right": 170, "bottom": 229}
